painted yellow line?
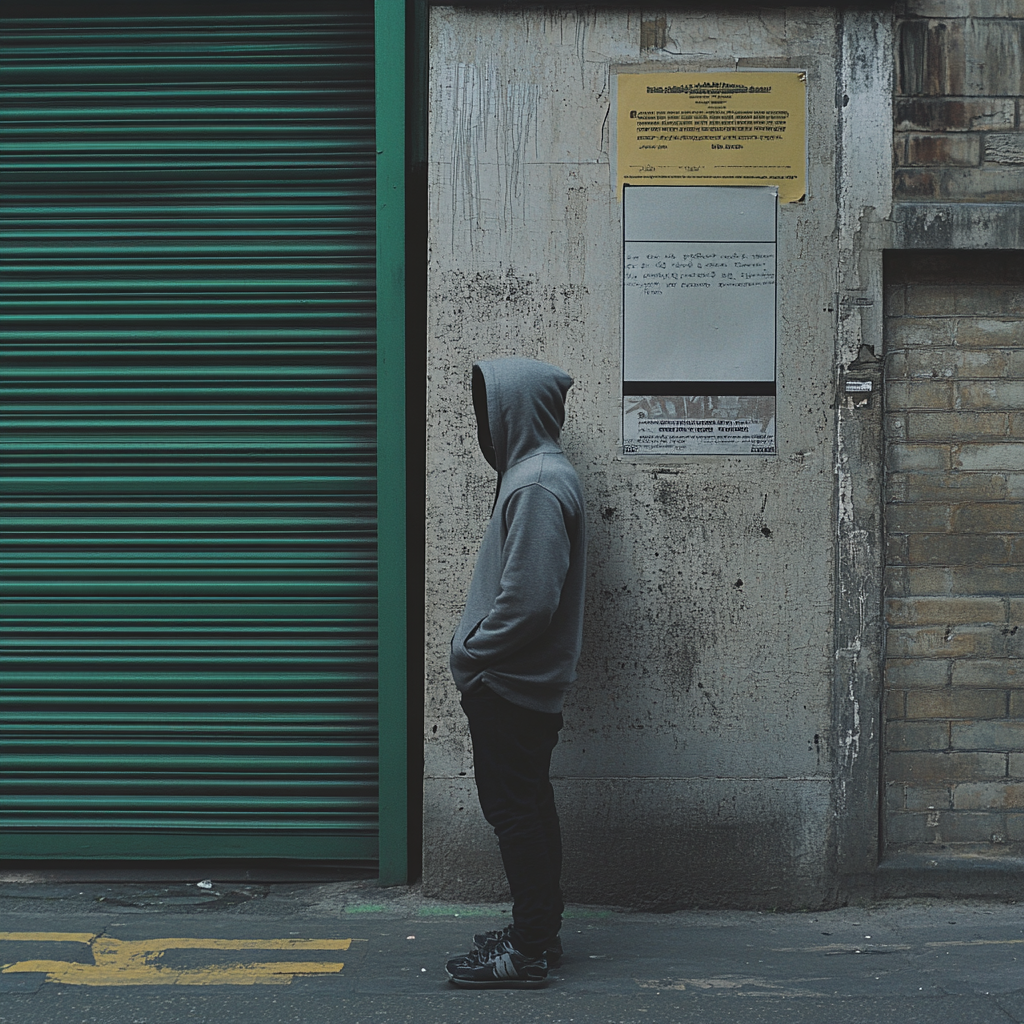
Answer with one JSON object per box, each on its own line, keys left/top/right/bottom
{"left": 0, "top": 932, "right": 357, "bottom": 987}
{"left": 0, "top": 932, "right": 93, "bottom": 944}
{"left": 91, "top": 938, "right": 354, "bottom": 952}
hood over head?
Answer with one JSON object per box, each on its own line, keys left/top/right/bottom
{"left": 472, "top": 358, "right": 573, "bottom": 473}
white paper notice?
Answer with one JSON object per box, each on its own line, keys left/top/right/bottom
{"left": 622, "top": 186, "right": 778, "bottom": 456}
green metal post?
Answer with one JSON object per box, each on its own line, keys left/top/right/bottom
{"left": 374, "top": 0, "right": 409, "bottom": 886}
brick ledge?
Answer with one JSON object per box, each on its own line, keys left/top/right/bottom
{"left": 892, "top": 202, "right": 1024, "bottom": 249}
{"left": 874, "top": 851, "right": 1024, "bottom": 899}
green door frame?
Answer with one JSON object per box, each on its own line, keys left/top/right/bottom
{"left": 375, "top": 0, "right": 417, "bottom": 886}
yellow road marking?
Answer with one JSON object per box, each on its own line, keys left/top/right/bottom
{"left": 0, "top": 932, "right": 94, "bottom": 944}
{"left": 0, "top": 932, "right": 355, "bottom": 987}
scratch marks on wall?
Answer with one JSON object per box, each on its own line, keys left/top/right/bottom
{"left": 444, "top": 60, "right": 539, "bottom": 255}
{"left": 574, "top": 13, "right": 590, "bottom": 88}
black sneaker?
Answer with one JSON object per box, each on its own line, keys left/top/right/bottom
{"left": 445, "top": 938, "right": 548, "bottom": 988}
{"left": 474, "top": 925, "right": 563, "bottom": 968}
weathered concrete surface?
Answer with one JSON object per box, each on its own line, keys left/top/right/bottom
{"left": 830, "top": 10, "right": 893, "bottom": 894}
{"left": 894, "top": 4, "right": 1024, "bottom": 204}
{"left": 425, "top": 9, "right": 892, "bottom": 909}
{"left": 425, "top": 776, "right": 832, "bottom": 910}
{"left": 893, "top": 203, "right": 1024, "bottom": 248}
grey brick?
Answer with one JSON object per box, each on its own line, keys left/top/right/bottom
{"left": 888, "top": 721, "right": 951, "bottom": 750}
{"left": 1008, "top": 812, "right": 1024, "bottom": 840}
{"left": 948, "top": 565, "right": 1024, "bottom": 595}
{"left": 886, "top": 284, "right": 907, "bottom": 316}
{"left": 952, "top": 658, "right": 1024, "bottom": 687}
{"left": 954, "top": 441, "right": 1024, "bottom": 471}
{"left": 883, "top": 811, "right": 941, "bottom": 845}
{"left": 958, "top": 382, "right": 1024, "bottom": 411}
{"left": 907, "top": 346, "right": 1009, "bottom": 378}
{"left": 903, "top": 132, "right": 981, "bottom": 166}
{"left": 937, "top": 165, "right": 1024, "bottom": 200}
{"left": 1006, "top": 474, "right": 1024, "bottom": 499}
{"left": 985, "top": 134, "right": 1024, "bottom": 165}
{"left": 951, "top": 719, "right": 1024, "bottom": 750}
{"left": 1011, "top": 752, "right": 1024, "bottom": 778}
{"left": 897, "top": 19, "right": 966, "bottom": 96}
{"left": 1011, "top": 691, "right": 1024, "bottom": 718}
{"left": 906, "top": 686, "right": 1007, "bottom": 720}
{"left": 885, "top": 566, "right": 911, "bottom": 597}
{"left": 906, "top": 533, "right": 1010, "bottom": 565}
{"left": 909, "top": 411, "right": 1007, "bottom": 440}
{"left": 953, "top": 782, "right": 1024, "bottom": 809}
{"left": 886, "top": 624, "right": 1009, "bottom": 659}
{"left": 885, "top": 380, "right": 955, "bottom": 410}
{"left": 1008, "top": 614, "right": 1024, "bottom": 654}
{"left": 906, "top": 565, "right": 953, "bottom": 595}
{"left": 950, "top": 284, "right": 1024, "bottom": 316}
{"left": 886, "top": 413, "right": 909, "bottom": 443}
{"left": 887, "top": 596, "right": 1004, "bottom": 626}
{"left": 894, "top": 168, "right": 940, "bottom": 199}
{"left": 903, "top": 784, "right": 952, "bottom": 811}
{"left": 887, "top": 443, "right": 951, "bottom": 472}
{"left": 957, "top": 349, "right": 1014, "bottom": 376}
{"left": 894, "top": 96, "right": 1016, "bottom": 132}
{"left": 904, "top": 285, "right": 956, "bottom": 316}
{"left": 887, "top": 533, "right": 910, "bottom": 565}
{"left": 893, "top": 471, "right": 1006, "bottom": 502}
{"left": 885, "top": 782, "right": 907, "bottom": 811}
{"left": 886, "top": 687, "right": 907, "bottom": 721}
{"left": 938, "top": 810, "right": 1010, "bottom": 843}
{"left": 964, "top": 19, "right": 1024, "bottom": 97}
{"left": 887, "top": 352, "right": 910, "bottom": 382}
{"left": 887, "top": 658, "right": 951, "bottom": 688}
{"left": 885, "top": 503, "right": 953, "bottom": 533}
{"left": 888, "top": 475, "right": 910, "bottom": 503}
{"left": 1010, "top": 599, "right": 1024, "bottom": 625}
{"left": 886, "top": 749, "right": 1007, "bottom": 783}
{"left": 955, "top": 317, "right": 1024, "bottom": 347}
{"left": 1010, "top": 350, "right": 1024, "bottom": 377}
{"left": 899, "top": 1, "right": 1024, "bottom": 17}
{"left": 953, "top": 501, "right": 1024, "bottom": 533}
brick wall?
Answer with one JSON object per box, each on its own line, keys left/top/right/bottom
{"left": 895, "top": 0, "right": 1024, "bottom": 202}
{"left": 883, "top": 252, "right": 1024, "bottom": 856}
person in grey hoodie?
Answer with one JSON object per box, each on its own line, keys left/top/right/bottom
{"left": 445, "top": 357, "right": 587, "bottom": 989}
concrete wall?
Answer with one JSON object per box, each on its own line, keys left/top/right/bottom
{"left": 423, "top": 8, "right": 891, "bottom": 909}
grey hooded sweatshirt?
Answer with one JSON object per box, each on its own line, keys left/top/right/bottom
{"left": 450, "top": 358, "right": 587, "bottom": 714}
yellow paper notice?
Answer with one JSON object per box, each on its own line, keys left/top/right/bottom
{"left": 616, "top": 71, "right": 806, "bottom": 202}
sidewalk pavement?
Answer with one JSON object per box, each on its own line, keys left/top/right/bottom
{"left": 0, "top": 874, "right": 1021, "bottom": 1024}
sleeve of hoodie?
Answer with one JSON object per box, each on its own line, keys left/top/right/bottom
{"left": 453, "top": 483, "right": 571, "bottom": 670}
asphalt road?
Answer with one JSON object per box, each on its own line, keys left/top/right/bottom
{"left": 0, "top": 875, "right": 1021, "bottom": 1024}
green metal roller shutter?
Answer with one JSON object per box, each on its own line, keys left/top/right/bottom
{"left": 0, "top": 7, "right": 382, "bottom": 860}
